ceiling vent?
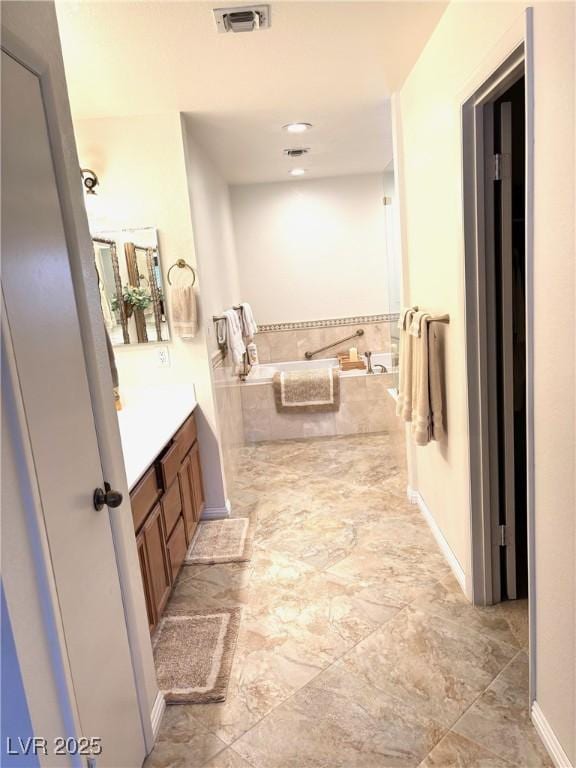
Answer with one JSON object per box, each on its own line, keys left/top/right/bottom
{"left": 214, "top": 5, "right": 270, "bottom": 33}
{"left": 283, "top": 148, "right": 310, "bottom": 158}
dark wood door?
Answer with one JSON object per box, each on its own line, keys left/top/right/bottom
{"left": 190, "top": 442, "right": 205, "bottom": 522}
{"left": 143, "top": 503, "right": 171, "bottom": 623}
{"left": 136, "top": 530, "right": 155, "bottom": 632}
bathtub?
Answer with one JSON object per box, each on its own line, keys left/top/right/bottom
{"left": 246, "top": 352, "right": 394, "bottom": 383}
{"left": 241, "top": 352, "right": 400, "bottom": 443}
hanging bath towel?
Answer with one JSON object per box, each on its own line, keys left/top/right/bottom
{"left": 396, "top": 307, "right": 416, "bottom": 420}
{"left": 224, "top": 308, "right": 246, "bottom": 365}
{"left": 239, "top": 302, "right": 258, "bottom": 343}
{"left": 171, "top": 285, "right": 198, "bottom": 339}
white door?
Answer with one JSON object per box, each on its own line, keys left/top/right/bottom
{"left": 1, "top": 51, "right": 146, "bottom": 768}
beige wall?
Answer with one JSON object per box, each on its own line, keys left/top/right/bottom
{"left": 180, "top": 117, "right": 245, "bottom": 501}
{"left": 531, "top": 3, "right": 575, "bottom": 760}
{"left": 75, "top": 114, "right": 229, "bottom": 511}
{"left": 397, "top": 1, "right": 574, "bottom": 761}
{"left": 230, "top": 174, "right": 391, "bottom": 324}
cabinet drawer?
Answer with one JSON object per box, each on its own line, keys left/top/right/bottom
{"left": 167, "top": 516, "right": 187, "bottom": 583}
{"left": 162, "top": 479, "right": 182, "bottom": 539}
{"left": 158, "top": 441, "right": 180, "bottom": 489}
{"left": 175, "top": 413, "right": 198, "bottom": 461}
{"left": 131, "top": 466, "right": 160, "bottom": 532}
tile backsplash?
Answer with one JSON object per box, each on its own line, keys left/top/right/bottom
{"left": 253, "top": 314, "right": 399, "bottom": 364}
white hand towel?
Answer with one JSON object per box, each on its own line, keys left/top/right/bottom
{"left": 225, "top": 308, "right": 246, "bottom": 365}
{"left": 396, "top": 307, "right": 416, "bottom": 421}
{"left": 409, "top": 310, "right": 429, "bottom": 338}
{"left": 398, "top": 307, "right": 415, "bottom": 331}
{"left": 240, "top": 302, "right": 258, "bottom": 342}
{"left": 411, "top": 313, "right": 432, "bottom": 444}
{"left": 172, "top": 285, "right": 198, "bottom": 340}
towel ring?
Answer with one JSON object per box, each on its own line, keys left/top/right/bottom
{"left": 167, "top": 259, "right": 196, "bottom": 287}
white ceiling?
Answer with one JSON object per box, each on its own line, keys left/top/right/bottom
{"left": 57, "top": 1, "right": 447, "bottom": 184}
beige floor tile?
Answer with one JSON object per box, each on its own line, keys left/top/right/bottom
{"left": 233, "top": 660, "right": 446, "bottom": 768}
{"left": 419, "top": 731, "right": 512, "bottom": 767}
{"left": 202, "top": 747, "right": 254, "bottom": 768}
{"left": 144, "top": 707, "right": 227, "bottom": 768}
{"left": 167, "top": 562, "right": 252, "bottom": 614}
{"left": 453, "top": 652, "right": 553, "bottom": 767}
{"left": 339, "top": 606, "right": 518, "bottom": 727}
{"left": 413, "top": 574, "right": 529, "bottom": 649}
{"left": 150, "top": 433, "right": 536, "bottom": 767}
{"left": 186, "top": 614, "right": 330, "bottom": 744}
{"left": 326, "top": 546, "right": 451, "bottom": 603}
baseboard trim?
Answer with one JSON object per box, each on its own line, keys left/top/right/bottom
{"left": 407, "top": 486, "right": 469, "bottom": 598}
{"left": 150, "top": 691, "right": 165, "bottom": 740}
{"left": 531, "top": 702, "right": 573, "bottom": 768}
{"left": 201, "top": 499, "right": 231, "bottom": 521}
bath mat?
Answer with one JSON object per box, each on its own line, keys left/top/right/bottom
{"left": 273, "top": 367, "right": 340, "bottom": 413}
{"left": 185, "top": 517, "right": 253, "bottom": 565}
{"left": 153, "top": 608, "right": 241, "bottom": 704}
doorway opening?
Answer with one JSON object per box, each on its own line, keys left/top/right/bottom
{"left": 491, "top": 75, "right": 527, "bottom": 601}
{"left": 463, "top": 43, "right": 533, "bottom": 611}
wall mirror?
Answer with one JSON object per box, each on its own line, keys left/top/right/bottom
{"left": 93, "top": 227, "right": 170, "bottom": 345}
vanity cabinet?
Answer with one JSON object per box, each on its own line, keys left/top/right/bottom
{"left": 130, "top": 410, "right": 204, "bottom": 633}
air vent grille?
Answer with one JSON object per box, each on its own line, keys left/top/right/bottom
{"left": 214, "top": 5, "right": 271, "bottom": 33}
{"left": 283, "top": 148, "right": 310, "bottom": 158}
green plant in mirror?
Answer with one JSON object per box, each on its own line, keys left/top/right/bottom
{"left": 112, "top": 284, "right": 152, "bottom": 313}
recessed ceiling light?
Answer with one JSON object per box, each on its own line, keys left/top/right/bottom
{"left": 289, "top": 168, "right": 306, "bottom": 176}
{"left": 283, "top": 122, "right": 313, "bottom": 134}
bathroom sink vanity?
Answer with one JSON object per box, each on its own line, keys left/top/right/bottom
{"left": 119, "top": 403, "right": 204, "bottom": 634}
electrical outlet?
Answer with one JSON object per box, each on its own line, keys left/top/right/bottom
{"left": 157, "top": 346, "right": 170, "bottom": 368}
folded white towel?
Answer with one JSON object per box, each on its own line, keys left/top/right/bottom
{"left": 240, "top": 302, "right": 258, "bottom": 342}
{"left": 225, "top": 308, "right": 246, "bottom": 366}
{"left": 171, "top": 285, "right": 198, "bottom": 340}
{"left": 409, "top": 310, "right": 429, "bottom": 338}
{"left": 398, "top": 307, "right": 415, "bottom": 331}
{"left": 396, "top": 307, "right": 416, "bottom": 421}
{"left": 216, "top": 318, "right": 227, "bottom": 347}
{"left": 411, "top": 316, "right": 444, "bottom": 445}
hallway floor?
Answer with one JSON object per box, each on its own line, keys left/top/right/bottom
{"left": 146, "top": 433, "right": 550, "bottom": 768}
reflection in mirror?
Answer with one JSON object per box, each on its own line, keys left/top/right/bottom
{"left": 93, "top": 227, "right": 170, "bottom": 345}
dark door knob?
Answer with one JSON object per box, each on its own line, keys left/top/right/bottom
{"left": 93, "top": 482, "right": 123, "bottom": 511}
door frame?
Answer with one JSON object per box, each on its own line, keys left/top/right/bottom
{"left": 1, "top": 14, "right": 160, "bottom": 752}
{"left": 462, "top": 10, "right": 535, "bottom": 693}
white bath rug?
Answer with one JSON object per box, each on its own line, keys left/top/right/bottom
{"left": 185, "top": 517, "right": 253, "bottom": 565}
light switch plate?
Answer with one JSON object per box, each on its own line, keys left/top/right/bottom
{"left": 157, "top": 346, "right": 170, "bottom": 368}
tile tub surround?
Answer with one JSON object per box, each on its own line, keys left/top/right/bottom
{"left": 212, "top": 353, "right": 245, "bottom": 501}
{"left": 146, "top": 433, "right": 545, "bottom": 768}
{"left": 255, "top": 315, "right": 397, "bottom": 365}
{"left": 242, "top": 363, "right": 399, "bottom": 443}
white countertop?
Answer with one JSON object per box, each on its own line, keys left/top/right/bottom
{"left": 117, "top": 386, "right": 198, "bottom": 489}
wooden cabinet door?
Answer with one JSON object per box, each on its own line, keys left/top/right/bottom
{"left": 166, "top": 516, "right": 187, "bottom": 583}
{"left": 143, "top": 503, "right": 171, "bottom": 623}
{"left": 178, "top": 454, "right": 196, "bottom": 544}
{"left": 136, "top": 530, "right": 155, "bottom": 632}
{"left": 190, "top": 442, "right": 205, "bottom": 522}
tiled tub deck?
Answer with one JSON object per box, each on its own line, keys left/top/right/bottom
{"left": 241, "top": 355, "right": 399, "bottom": 443}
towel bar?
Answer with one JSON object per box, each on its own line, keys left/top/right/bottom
{"left": 167, "top": 258, "right": 196, "bottom": 286}
{"left": 410, "top": 306, "right": 450, "bottom": 324}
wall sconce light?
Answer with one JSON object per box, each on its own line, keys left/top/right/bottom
{"left": 81, "top": 168, "right": 99, "bottom": 195}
